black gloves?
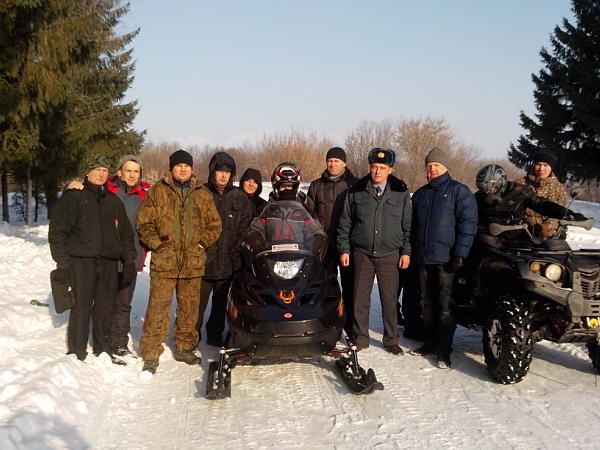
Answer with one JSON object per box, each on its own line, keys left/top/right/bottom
{"left": 120, "top": 262, "right": 137, "bottom": 289}
{"left": 446, "top": 257, "right": 464, "bottom": 273}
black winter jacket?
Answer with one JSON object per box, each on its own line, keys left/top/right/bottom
{"left": 337, "top": 175, "right": 412, "bottom": 257}
{"left": 411, "top": 173, "right": 477, "bottom": 265}
{"left": 49, "top": 179, "right": 136, "bottom": 265}
{"left": 204, "top": 152, "right": 252, "bottom": 280}
{"left": 306, "top": 169, "right": 358, "bottom": 246}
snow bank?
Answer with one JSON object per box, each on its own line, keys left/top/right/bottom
{"left": 2, "top": 201, "right": 600, "bottom": 448}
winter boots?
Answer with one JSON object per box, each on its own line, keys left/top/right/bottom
{"left": 142, "top": 359, "right": 159, "bottom": 374}
{"left": 173, "top": 348, "right": 201, "bottom": 365}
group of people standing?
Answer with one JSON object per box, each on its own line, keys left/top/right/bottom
{"left": 48, "top": 144, "right": 571, "bottom": 373}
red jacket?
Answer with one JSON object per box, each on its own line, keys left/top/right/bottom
{"left": 107, "top": 176, "right": 151, "bottom": 270}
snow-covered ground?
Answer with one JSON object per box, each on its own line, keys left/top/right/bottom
{"left": 1, "top": 200, "right": 600, "bottom": 449}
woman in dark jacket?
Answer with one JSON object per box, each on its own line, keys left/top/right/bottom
{"left": 240, "top": 168, "right": 268, "bottom": 218}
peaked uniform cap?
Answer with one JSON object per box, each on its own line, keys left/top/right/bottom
{"left": 368, "top": 148, "right": 395, "bottom": 167}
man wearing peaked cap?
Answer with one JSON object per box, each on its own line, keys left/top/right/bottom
{"left": 336, "top": 148, "right": 411, "bottom": 355}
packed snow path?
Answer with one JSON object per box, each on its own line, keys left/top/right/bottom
{"left": 2, "top": 200, "right": 600, "bottom": 449}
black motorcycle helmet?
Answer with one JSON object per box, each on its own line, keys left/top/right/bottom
{"left": 271, "top": 162, "right": 301, "bottom": 200}
{"left": 476, "top": 164, "right": 507, "bottom": 194}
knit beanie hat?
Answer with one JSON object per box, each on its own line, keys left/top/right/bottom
{"left": 169, "top": 149, "right": 193, "bottom": 170}
{"left": 425, "top": 147, "right": 448, "bottom": 168}
{"left": 116, "top": 154, "right": 143, "bottom": 176}
{"left": 532, "top": 151, "right": 557, "bottom": 168}
{"left": 326, "top": 147, "right": 347, "bottom": 162}
{"left": 84, "top": 154, "right": 110, "bottom": 175}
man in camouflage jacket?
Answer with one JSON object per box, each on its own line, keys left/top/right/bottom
{"left": 136, "top": 150, "right": 222, "bottom": 373}
{"left": 518, "top": 152, "right": 568, "bottom": 238}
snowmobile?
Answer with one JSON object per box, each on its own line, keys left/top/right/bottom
{"left": 453, "top": 216, "right": 600, "bottom": 384}
{"left": 205, "top": 201, "right": 383, "bottom": 399}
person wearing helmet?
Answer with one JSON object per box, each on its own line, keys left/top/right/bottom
{"left": 270, "top": 162, "right": 308, "bottom": 205}
{"left": 474, "top": 164, "right": 584, "bottom": 247}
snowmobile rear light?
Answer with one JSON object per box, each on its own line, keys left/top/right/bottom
{"left": 273, "top": 259, "right": 304, "bottom": 279}
{"left": 544, "top": 264, "right": 563, "bottom": 282}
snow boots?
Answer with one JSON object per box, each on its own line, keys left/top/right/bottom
{"left": 142, "top": 359, "right": 159, "bottom": 374}
{"left": 173, "top": 348, "right": 201, "bottom": 365}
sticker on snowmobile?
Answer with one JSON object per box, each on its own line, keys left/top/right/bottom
{"left": 271, "top": 244, "right": 299, "bottom": 252}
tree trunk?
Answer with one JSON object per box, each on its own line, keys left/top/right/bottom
{"left": 26, "top": 167, "right": 32, "bottom": 226}
{"left": 1, "top": 172, "right": 9, "bottom": 223}
{"left": 45, "top": 179, "right": 59, "bottom": 221}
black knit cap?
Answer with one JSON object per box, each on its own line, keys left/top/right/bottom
{"left": 532, "top": 151, "right": 557, "bottom": 168}
{"left": 326, "top": 147, "right": 347, "bottom": 162}
{"left": 169, "top": 149, "right": 193, "bottom": 170}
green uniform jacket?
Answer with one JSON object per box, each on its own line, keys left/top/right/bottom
{"left": 136, "top": 174, "right": 222, "bottom": 278}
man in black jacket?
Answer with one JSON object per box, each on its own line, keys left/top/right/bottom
{"left": 49, "top": 155, "right": 136, "bottom": 363}
{"left": 306, "top": 147, "right": 358, "bottom": 336}
{"left": 410, "top": 148, "right": 477, "bottom": 369}
{"left": 337, "top": 148, "right": 412, "bottom": 355}
{"left": 197, "top": 152, "right": 252, "bottom": 347}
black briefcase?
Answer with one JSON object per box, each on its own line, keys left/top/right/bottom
{"left": 50, "top": 270, "right": 75, "bottom": 314}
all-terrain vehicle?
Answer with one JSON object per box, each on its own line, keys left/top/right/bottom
{"left": 454, "top": 217, "right": 600, "bottom": 384}
{"left": 205, "top": 201, "right": 383, "bottom": 399}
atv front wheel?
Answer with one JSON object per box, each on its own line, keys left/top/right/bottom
{"left": 483, "top": 296, "right": 533, "bottom": 384}
{"left": 586, "top": 340, "right": 600, "bottom": 373}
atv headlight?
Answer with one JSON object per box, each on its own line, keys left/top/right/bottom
{"left": 273, "top": 259, "right": 304, "bottom": 279}
{"left": 544, "top": 264, "right": 563, "bottom": 282}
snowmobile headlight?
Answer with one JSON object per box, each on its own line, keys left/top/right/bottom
{"left": 273, "top": 259, "right": 304, "bottom": 279}
{"left": 544, "top": 264, "right": 563, "bottom": 282}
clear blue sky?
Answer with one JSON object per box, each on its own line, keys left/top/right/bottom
{"left": 124, "top": 1, "right": 574, "bottom": 159}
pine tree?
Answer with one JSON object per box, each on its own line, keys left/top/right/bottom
{"left": 0, "top": 1, "right": 144, "bottom": 213}
{"left": 36, "top": 0, "right": 145, "bottom": 209}
{"left": 508, "top": 0, "right": 600, "bottom": 181}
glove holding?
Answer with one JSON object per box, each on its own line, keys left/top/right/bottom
{"left": 446, "top": 257, "right": 464, "bottom": 273}
{"left": 120, "top": 262, "right": 137, "bottom": 289}
{"left": 533, "top": 222, "right": 554, "bottom": 237}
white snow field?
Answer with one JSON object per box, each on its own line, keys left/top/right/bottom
{"left": 2, "top": 201, "right": 600, "bottom": 449}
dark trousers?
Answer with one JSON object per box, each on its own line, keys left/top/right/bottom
{"left": 68, "top": 258, "right": 118, "bottom": 359}
{"left": 397, "top": 265, "right": 423, "bottom": 334}
{"left": 198, "top": 278, "right": 232, "bottom": 341}
{"left": 110, "top": 272, "right": 138, "bottom": 350}
{"left": 418, "top": 264, "right": 456, "bottom": 355}
{"left": 352, "top": 251, "right": 399, "bottom": 347}
{"left": 324, "top": 249, "right": 354, "bottom": 336}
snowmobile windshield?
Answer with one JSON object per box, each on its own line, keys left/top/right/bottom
{"left": 244, "top": 200, "right": 327, "bottom": 257}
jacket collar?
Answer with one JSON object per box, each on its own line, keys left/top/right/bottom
{"left": 350, "top": 174, "right": 407, "bottom": 194}
{"left": 428, "top": 172, "right": 451, "bottom": 188}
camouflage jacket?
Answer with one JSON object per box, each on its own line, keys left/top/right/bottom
{"left": 136, "top": 174, "right": 222, "bottom": 278}
{"left": 518, "top": 175, "right": 567, "bottom": 236}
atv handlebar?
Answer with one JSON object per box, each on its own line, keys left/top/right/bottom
{"left": 559, "top": 218, "right": 595, "bottom": 230}
{"left": 488, "top": 223, "right": 528, "bottom": 237}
